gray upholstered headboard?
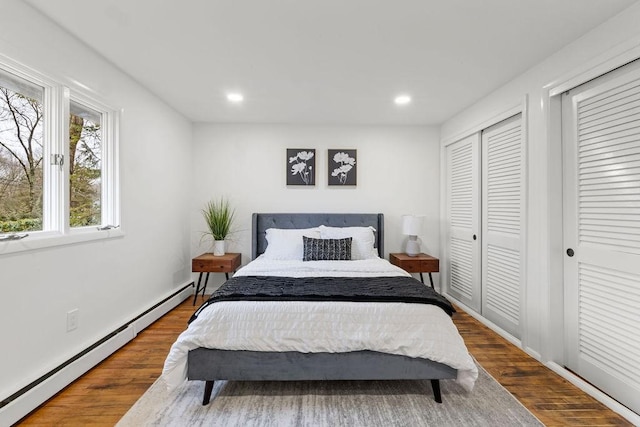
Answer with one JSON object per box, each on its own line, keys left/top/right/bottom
{"left": 252, "top": 213, "right": 384, "bottom": 260}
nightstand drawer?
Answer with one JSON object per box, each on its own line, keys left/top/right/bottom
{"left": 192, "top": 253, "right": 241, "bottom": 273}
{"left": 398, "top": 259, "right": 423, "bottom": 272}
{"left": 192, "top": 260, "right": 229, "bottom": 271}
{"left": 389, "top": 253, "right": 439, "bottom": 273}
{"left": 419, "top": 258, "right": 439, "bottom": 272}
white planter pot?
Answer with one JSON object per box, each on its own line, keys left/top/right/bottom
{"left": 212, "top": 240, "right": 225, "bottom": 256}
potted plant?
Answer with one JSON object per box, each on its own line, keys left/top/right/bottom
{"left": 201, "top": 197, "right": 235, "bottom": 256}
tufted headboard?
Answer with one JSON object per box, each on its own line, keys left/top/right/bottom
{"left": 252, "top": 213, "right": 384, "bottom": 260}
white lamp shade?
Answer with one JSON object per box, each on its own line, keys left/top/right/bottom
{"left": 402, "top": 215, "right": 423, "bottom": 236}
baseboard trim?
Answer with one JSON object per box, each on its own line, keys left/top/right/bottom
{"left": 546, "top": 362, "right": 640, "bottom": 426}
{"left": 444, "top": 292, "right": 640, "bottom": 424}
{"left": 131, "top": 283, "right": 194, "bottom": 334}
{"left": 2, "top": 325, "right": 136, "bottom": 426}
{"left": 443, "top": 293, "right": 524, "bottom": 350}
{"left": 0, "top": 281, "right": 193, "bottom": 426}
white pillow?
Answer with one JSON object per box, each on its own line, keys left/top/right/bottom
{"left": 263, "top": 227, "right": 321, "bottom": 260}
{"left": 318, "top": 225, "right": 378, "bottom": 260}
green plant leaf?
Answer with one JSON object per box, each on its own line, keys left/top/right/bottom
{"left": 201, "top": 197, "right": 235, "bottom": 240}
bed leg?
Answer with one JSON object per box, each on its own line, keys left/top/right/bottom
{"left": 430, "top": 379, "right": 442, "bottom": 403}
{"left": 202, "top": 380, "right": 214, "bottom": 405}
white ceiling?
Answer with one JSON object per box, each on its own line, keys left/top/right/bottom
{"left": 25, "top": 0, "right": 638, "bottom": 125}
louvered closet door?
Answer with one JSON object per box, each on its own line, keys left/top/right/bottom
{"left": 445, "top": 133, "right": 481, "bottom": 312}
{"left": 562, "top": 61, "right": 640, "bottom": 414}
{"left": 481, "top": 114, "right": 524, "bottom": 338}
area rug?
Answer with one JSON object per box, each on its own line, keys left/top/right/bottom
{"left": 117, "top": 365, "right": 542, "bottom": 426}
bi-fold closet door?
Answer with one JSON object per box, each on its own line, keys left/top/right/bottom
{"left": 445, "top": 114, "right": 525, "bottom": 339}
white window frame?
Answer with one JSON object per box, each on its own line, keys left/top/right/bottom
{"left": 67, "top": 92, "right": 120, "bottom": 233}
{"left": 0, "top": 55, "right": 121, "bottom": 255}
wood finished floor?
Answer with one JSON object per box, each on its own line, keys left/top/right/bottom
{"left": 17, "top": 295, "right": 632, "bottom": 426}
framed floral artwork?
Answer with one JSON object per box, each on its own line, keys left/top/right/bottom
{"left": 328, "top": 149, "right": 357, "bottom": 186}
{"left": 287, "top": 149, "right": 315, "bottom": 185}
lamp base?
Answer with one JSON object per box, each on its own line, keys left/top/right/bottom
{"left": 405, "top": 237, "right": 420, "bottom": 257}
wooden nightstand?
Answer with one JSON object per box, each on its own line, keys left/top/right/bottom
{"left": 192, "top": 252, "right": 241, "bottom": 305}
{"left": 389, "top": 252, "right": 439, "bottom": 289}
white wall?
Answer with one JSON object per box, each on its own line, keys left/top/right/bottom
{"left": 0, "top": 0, "right": 192, "bottom": 402}
{"left": 440, "top": 2, "right": 640, "bottom": 360}
{"left": 191, "top": 123, "right": 440, "bottom": 288}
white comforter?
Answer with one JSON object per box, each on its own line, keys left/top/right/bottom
{"left": 161, "top": 257, "right": 478, "bottom": 391}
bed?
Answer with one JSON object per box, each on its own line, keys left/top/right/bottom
{"left": 162, "top": 213, "right": 477, "bottom": 405}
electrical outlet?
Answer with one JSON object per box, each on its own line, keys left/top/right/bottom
{"left": 67, "top": 309, "right": 79, "bottom": 332}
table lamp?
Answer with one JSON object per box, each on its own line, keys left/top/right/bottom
{"left": 402, "top": 215, "right": 424, "bottom": 256}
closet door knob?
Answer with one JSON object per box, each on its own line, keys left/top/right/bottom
{"left": 473, "top": 234, "right": 477, "bottom": 241}
{"left": 566, "top": 248, "right": 574, "bottom": 257}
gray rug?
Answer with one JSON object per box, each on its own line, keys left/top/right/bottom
{"left": 118, "top": 365, "right": 542, "bottom": 426}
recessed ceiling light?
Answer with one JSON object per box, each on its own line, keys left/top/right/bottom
{"left": 394, "top": 95, "right": 412, "bottom": 105}
{"left": 227, "top": 93, "right": 244, "bottom": 103}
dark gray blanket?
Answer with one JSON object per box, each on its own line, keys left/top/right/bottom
{"left": 190, "top": 275, "right": 455, "bottom": 323}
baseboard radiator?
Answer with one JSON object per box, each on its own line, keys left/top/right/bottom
{"left": 0, "top": 281, "right": 194, "bottom": 426}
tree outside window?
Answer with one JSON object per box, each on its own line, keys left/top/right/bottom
{"left": 0, "top": 77, "right": 44, "bottom": 233}
{"left": 69, "top": 101, "right": 102, "bottom": 228}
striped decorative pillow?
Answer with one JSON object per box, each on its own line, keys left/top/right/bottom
{"left": 302, "top": 236, "right": 352, "bottom": 261}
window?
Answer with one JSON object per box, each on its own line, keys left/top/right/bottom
{"left": 69, "top": 100, "right": 102, "bottom": 228}
{"left": 0, "top": 71, "right": 45, "bottom": 233}
{"left": 0, "top": 58, "right": 119, "bottom": 252}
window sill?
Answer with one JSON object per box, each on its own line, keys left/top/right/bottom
{"left": 0, "top": 228, "right": 124, "bottom": 256}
